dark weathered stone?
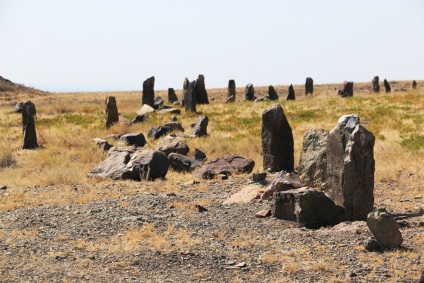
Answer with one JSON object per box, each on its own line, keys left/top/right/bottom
{"left": 261, "top": 104, "right": 294, "bottom": 172}
{"left": 195, "top": 154, "right": 255, "bottom": 179}
{"left": 168, "top": 88, "right": 178, "bottom": 103}
{"left": 287, "top": 84, "right": 295, "bottom": 100}
{"left": 384, "top": 79, "right": 391, "bottom": 93}
{"left": 367, "top": 208, "right": 403, "bottom": 248}
{"left": 261, "top": 171, "right": 302, "bottom": 200}
{"left": 194, "top": 148, "right": 207, "bottom": 161}
{"left": 271, "top": 187, "right": 346, "bottom": 229}
{"left": 153, "top": 96, "right": 164, "bottom": 109}
{"left": 13, "top": 102, "right": 23, "bottom": 113}
{"left": 372, "top": 76, "right": 380, "bottom": 93}
{"left": 412, "top": 80, "right": 417, "bottom": 89}
{"left": 298, "top": 129, "right": 329, "bottom": 188}
{"left": 148, "top": 122, "right": 184, "bottom": 140}
{"left": 168, "top": 153, "right": 202, "bottom": 172}
{"left": 226, "top": 79, "right": 236, "bottom": 103}
{"left": 22, "top": 101, "right": 38, "bottom": 149}
{"left": 184, "top": 79, "right": 197, "bottom": 112}
{"left": 131, "top": 114, "right": 146, "bottom": 124}
{"left": 156, "top": 134, "right": 189, "bottom": 156}
{"left": 119, "top": 133, "right": 147, "bottom": 147}
{"left": 93, "top": 138, "right": 113, "bottom": 151}
{"left": 339, "top": 81, "right": 354, "bottom": 97}
{"left": 193, "top": 116, "right": 209, "bottom": 137}
{"left": 195, "top": 74, "right": 209, "bottom": 104}
{"left": 267, "top": 85, "right": 278, "bottom": 100}
{"left": 142, "top": 76, "right": 155, "bottom": 107}
{"left": 245, "top": 83, "right": 255, "bottom": 101}
{"left": 121, "top": 150, "right": 169, "bottom": 181}
{"left": 416, "top": 269, "right": 424, "bottom": 283}
{"left": 324, "top": 114, "right": 375, "bottom": 221}
{"left": 364, "top": 237, "right": 381, "bottom": 251}
{"left": 88, "top": 147, "right": 135, "bottom": 180}
{"left": 305, "top": 77, "right": 313, "bottom": 95}
{"left": 105, "top": 96, "right": 119, "bottom": 129}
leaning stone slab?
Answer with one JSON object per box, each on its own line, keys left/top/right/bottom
{"left": 367, "top": 208, "right": 403, "bottom": 249}
{"left": 193, "top": 116, "right": 209, "bottom": 137}
{"left": 148, "top": 122, "right": 185, "bottom": 140}
{"left": 271, "top": 187, "right": 346, "bottom": 229}
{"left": 158, "top": 108, "right": 181, "bottom": 115}
{"left": 121, "top": 149, "right": 169, "bottom": 181}
{"left": 195, "top": 154, "right": 255, "bottom": 179}
{"left": 87, "top": 147, "right": 135, "bottom": 180}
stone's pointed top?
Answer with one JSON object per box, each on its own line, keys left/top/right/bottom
{"left": 337, "top": 114, "right": 360, "bottom": 126}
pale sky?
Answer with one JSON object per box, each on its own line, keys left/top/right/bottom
{"left": 1, "top": 0, "right": 423, "bottom": 92}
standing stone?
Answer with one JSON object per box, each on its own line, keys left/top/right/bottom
{"left": 287, "top": 84, "right": 295, "bottom": 100}
{"left": 261, "top": 104, "right": 294, "bottom": 172}
{"left": 367, "top": 208, "right": 403, "bottom": 248}
{"left": 324, "top": 114, "right": 375, "bottom": 221}
{"left": 372, "top": 76, "right": 380, "bottom": 93}
{"left": 339, "top": 81, "right": 354, "bottom": 97}
{"left": 384, "top": 79, "right": 391, "bottom": 93}
{"left": 168, "top": 88, "right": 178, "bottom": 103}
{"left": 298, "top": 129, "right": 329, "bottom": 188}
{"left": 412, "top": 80, "right": 417, "bottom": 89}
{"left": 267, "top": 85, "right": 278, "bottom": 100}
{"left": 226, "top": 79, "right": 236, "bottom": 103}
{"left": 105, "top": 96, "right": 119, "bottom": 129}
{"left": 195, "top": 74, "right": 209, "bottom": 104}
{"left": 245, "top": 83, "right": 255, "bottom": 101}
{"left": 305, "top": 77, "right": 313, "bottom": 95}
{"left": 193, "top": 116, "right": 209, "bottom": 137}
{"left": 142, "top": 76, "right": 155, "bottom": 107}
{"left": 22, "top": 101, "right": 38, "bottom": 149}
{"left": 184, "top": 80, "right": 196, "bottom": 112}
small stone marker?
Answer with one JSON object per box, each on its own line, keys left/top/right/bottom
{"left": 105, "top": 96, "right": 119, "bottom": 129}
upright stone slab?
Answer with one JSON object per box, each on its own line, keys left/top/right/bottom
{"left": 339, "top": 81, "right": 354, "bottom": 97}
{"left": 267, "top": 85, "right": 278, "bottom": 100}
{"left": 142, "top": 76, "right": 155, "bottom": 107}
{"left": 226, "top": 79, "right": 236, "bottom": 103}
{"left": 325, "top": 114, "right": 375, "bottom": 221}
{"left": 287, "top": 84, "right": 295, "bottom": 100}
{"left": 105, "top": 96, "right": 119, "bottom": 129}
{"left": 298, "top": 129, "right": 329, "bottom": 188}
{"left": 245, "top": 83, "right": 255, "bottom": 101}
{"left": 168, "top": 88, "right": 178, "bottom": 103}
{"left": 195, "top": 74, "right": 209, "bottom": 104}
{"left": 22, "top": 101, "right": 38, "bottom": 149}
{"left": 261, "top": 104, "right": 294, "bottom": 172}
{"left": 184, "top": 80, "right": 196, "bottom": 112}
{"left": 193, "top": 116, "right": 209, "bottom": 137}
{"left": 372, "top": 76, "right": 380, "bottom": 93}
{"left": 412, "top": 80, "right": 417, "bottom": 89}
{"left": 384, "top": 79, "right": 391, "bottom": 93}
{"left": 305, "top": 77, "right": 313, "bottom": 95}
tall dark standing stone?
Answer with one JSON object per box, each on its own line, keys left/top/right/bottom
{"left": 339, "top": 81, "right": 354, "bottom": 97}
{"left": 168, "top": 88, "right": 178, "bottom": 103}
{"left": 105, "top": 96, "right": 119, "bottom": 129}
{"left": 261, "top": 104, "right": 294, "bottom": 172}
{"left": 372, "top": 76, "right": 380, "bottom": 93}
{"left": 22, "top": 101, "right": 38, "bottom": 149}
{"left": 142, "top": 76, "right": 155, "bottom": 107}
{"left": 245, "top": 83, "right": 255, "bottom": 101}
{"left": 184, "top": 80, "right": 197, "bottom": 112}
{"left": 287, "top": 84, "right": 295, "bottom": 100}
{"left": 267, "top": 85, "right": 278, "bottom": 100}
{"left": 412, "top": 80, "right": 417, "bottom": 89}
{"left": 305, "top": 77, "right": 313, "bottom": 95}
{"left": 182, "top": 78, "right": 190, "bottom": 107}
{"left": 195, "top": 74, "right": 209, "bottom": 104}
{"left": 384, "top": 79, "right": 391, "bottom": 93}
{"left": 324, "top": 114, "right": 375, "bottom": 221}
{"left": 226, "top": 79, "right": 236, "bottom": 103}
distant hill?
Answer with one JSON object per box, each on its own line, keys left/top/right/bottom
{"left": 0, "top": 75, "right": 47, "bottom": 95}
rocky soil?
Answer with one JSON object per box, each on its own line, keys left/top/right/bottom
{"left": 1, "top": 175, "right": 423, "bottom": 282}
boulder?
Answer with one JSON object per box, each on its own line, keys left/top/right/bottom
{"left": 372, "top": 76, "right": 380, "bottom": 93}
{"left": 223, "top": 185, "right": 265, "bottom": 205}
{"left": 168, "top": 153, "right": 202, "bottom": 172}
{"left": 261, "top": 104, "right": 294, "bottom": 172}
{"left": 168, "top": 88, "right": 178, "bottom": 103}
{"left": 384, "top": 79, "right": 391, "bottom": 93}
{"left": 271, "top": 187, "right": 346, "bottom": 229}
{"left": 367, "top": 208, "right": 403, "bottom": 248}
{"left": 324, "top": 114, "right": 375, "bottom": 221}
{"left": 195, "top": 74, "right": 209, "bottom": 104}
{"left": 22, "top": 101, "right": 38, "bottom": 149}
{"left": 153, "top": 96, "right": 164, "bottom": 109}
{"left": 193, "top": 116, "right": 209, "bottom": 137}
{"left": 183, "top": 79, "right": 197, "bottom": 112}
{"left": 287, "top": 84, "right": 295, "bottom": 100}
{"left": 137, "top": 104, "right": 155, "bottom": 116}
{"left": 298, "top": 129, "right": 329, "bottom": 188}
{"left": 245, "top": 83, "right": 255, "bottom": 101}
{"left": 142, "top": 76, "right": 155, "bottom": 107}
{"left": 305, "top": 77, "right": 313, "bottom": 95}
{"left": 261, "top": 171, "right": 302, "bottom": 200}
{"left": 121, "top": 149, "right": 169, "bottom": 181}
{"left": 93, "top": 138, "right": 113, "bottom": 151}
{"left": 105, "top": 96, "right": 119, "bottom": 129}
{"left": 131, "top": 114, "right": 146, "bottom": 124}
{"left": 87, "top": 147, "right": 135, "bottom": 180}
{"left": 195, "top": 154, "right": 255, "bottom": 179}
{"left": 194, "top": 148, "right": 207, "bottom": 161}
{"left": 148, "top": 122, "right": 184, "bottom": 140}
{"left": 119, "top": 133, "right": 147, "bottom": 147}
{"left": 156, "top": 134, "right": 189, "bottom": 156}
{"left": 267, "top": 85, "right": 278, "bottom": 100}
